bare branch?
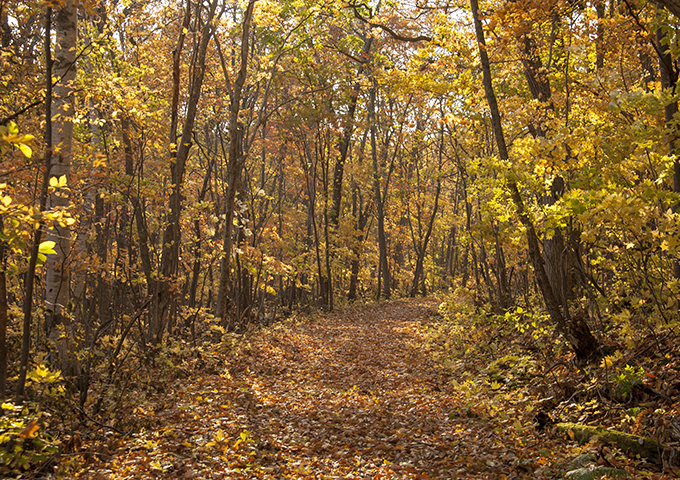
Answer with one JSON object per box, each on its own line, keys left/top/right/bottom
{"left": 346, "top": 2, "right": 432, "bottom": 43}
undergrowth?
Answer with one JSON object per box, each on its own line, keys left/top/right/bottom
{"left": 425, "top": 287, "right": 680, "bottom": 477}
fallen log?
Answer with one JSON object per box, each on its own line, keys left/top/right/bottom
{"left": 556, "top": 422, "right": 663, "bottom": 464}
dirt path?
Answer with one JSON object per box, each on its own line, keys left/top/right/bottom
{"left": 76, "top": 299, "right": 545, "bottom": 479}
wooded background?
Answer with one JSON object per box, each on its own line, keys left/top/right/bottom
{"left": 0, "top": 0, "right": 679, "bottom": 421}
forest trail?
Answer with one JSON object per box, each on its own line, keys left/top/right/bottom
{"left": 77, "top": 299, "right": 553, "bottom": 479}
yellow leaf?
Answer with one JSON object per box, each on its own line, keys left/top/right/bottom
{"left": 18, "top": 143, "right": 32, "bottom": 158}
{"left": 601, "top": 356, "right": 614, "bottom": 369}
{"left": 1, "top": 195, "right": 11, "bottom": 207}
{"left": 39, "top": 241, "right": 56, "bottom": 255}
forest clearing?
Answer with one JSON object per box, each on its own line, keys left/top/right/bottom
{"left": 2, "top": 0, "right": 680, "bottom": 477}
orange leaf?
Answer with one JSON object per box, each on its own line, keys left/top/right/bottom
{"left": 19, "top": 419, "right": 40, "bottom": 438}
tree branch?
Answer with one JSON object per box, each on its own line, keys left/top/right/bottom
{"left": 346, "top": 2, "right": 432, "bottom": 43}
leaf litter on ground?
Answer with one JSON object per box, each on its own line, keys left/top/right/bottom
{"left": 46, "top": 298, "right": 678, "bottom": 479}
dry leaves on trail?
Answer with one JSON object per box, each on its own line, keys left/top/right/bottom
{"left": 72, "top": 299, "right": 572, "bottom": 479}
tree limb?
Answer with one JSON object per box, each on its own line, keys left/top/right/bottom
{"left": 346, "top": 2, "right": 432, "bottom": 43}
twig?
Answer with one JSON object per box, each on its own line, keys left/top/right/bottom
{"left": 72, "top": 405, "right": 129, "bottom": 437}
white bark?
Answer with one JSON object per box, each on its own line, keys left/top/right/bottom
{"left": 46, "top": 0, "right": 78, "bottom": 377}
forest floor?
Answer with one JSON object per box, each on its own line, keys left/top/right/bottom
{"left": 49, "top": 298, "right": 677, "bottom": 479}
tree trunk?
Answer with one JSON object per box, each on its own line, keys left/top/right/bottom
{"left": 411, "top": 181, "right": 440, "bottom": 297}
{"left": 0, "top": 216, "right": 6, "bottom": 399}
{"left": 348, "top": 182, "right": 369, "bottom": 301}
{"left": 369, "top": 87, "right": 391, "bottom": 299}
{"left": 410, "top": 123, "right": 444, "bottom": 297}
{"left": 329, "top": 37, "right": 373, "bottom": 229}
{"left": 656, "top": 25, "right": 680, "bottom": 311}
{"left": 322, "top": 148, "right": 333, "bottom": 310}
{"left": 155, "top": 0, "right": 217, "bottom": 341}
{"left": 121, "top": 117, "right": 153, "bottom": 288}
{"left": 189, "top": 152, "right": 215, "bottom": 310}
{"left": 46, "top": 0, "right": 79, "bottom": 379}
{"left": 517, "top": 17, "right": 579, "bottom": 311}
{"left": 216, "top": 0, "right": 256, "bottom": 323}
{"left": 17, "top": 8, "right": 55, "bottom": 400}
{"left": 470, "top": 0, "right": 598, "bottom": 361}
{"left": 595, "top": 1, "right": 605, "bottom": 70}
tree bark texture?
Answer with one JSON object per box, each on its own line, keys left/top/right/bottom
{"left": 329, "top": 37, "right": 373, "bottom": 229}
{"left": 517, "top": 16, "right": 581, "bottom": 311}
{"left": 46, "top": 0, "right": 80, "bottom": 378}
{"left": 369, "top": 87, "right": 391, "bottom": 299}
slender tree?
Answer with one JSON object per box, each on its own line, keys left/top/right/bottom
{"left": 154, "top": 0, "right": 218, "bottom": 342}
{"left": 216, "top": 0, "right": 257, "bottom": 324}
{"left": 17, "top": 8, "right": 54, "bottom": 400}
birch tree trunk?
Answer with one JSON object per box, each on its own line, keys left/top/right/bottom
{"left": 46, "top": 0, "right": 79, "bottom": 378}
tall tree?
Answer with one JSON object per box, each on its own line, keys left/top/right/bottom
{"left": 17, "top": 7, "right": 55, "bottom": 400}
{"left": 469, "top": 0, "right": 599, "bottom": 361}
{"left": 46, "top": 0, "right": 79, "bottom": 378}
{"left": 656, "top": 16, "right": 680, "bottom": 307}
{"left": 216, "top": 0, "right": 257, "bottom": 324}
{"left": 154, "top": 0, "right": 219, "bottom": 343}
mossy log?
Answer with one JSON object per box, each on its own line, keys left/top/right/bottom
{"left": 556, "top": 422, "right": 662, "bottom": 464}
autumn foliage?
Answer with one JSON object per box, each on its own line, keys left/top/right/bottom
{"left": 1, "top": 0, "right": 680, "bottom": 476}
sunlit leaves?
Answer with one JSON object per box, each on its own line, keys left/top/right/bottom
{"left": 36, "top": 240, "right": 56, "bottom": 266}
{"left": 0, "top": 122, "right": 34, "bottom": 158}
